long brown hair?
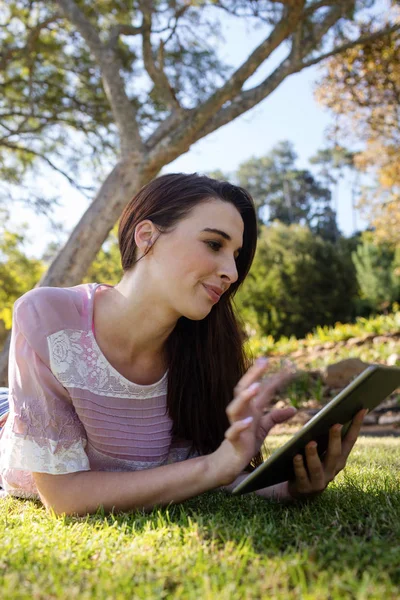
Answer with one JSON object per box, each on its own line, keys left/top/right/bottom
{"left": 118, "top": 172, "right": 263, "bottom": 471}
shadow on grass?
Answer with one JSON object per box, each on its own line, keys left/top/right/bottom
{"left": 26, "top": 476, "right": 397, "bottom": 589}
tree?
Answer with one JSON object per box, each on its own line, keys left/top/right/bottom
{"left": 210, "top": 140, "right": 341, "bottom": 242}
{"left": 235, "top": 222, "right": 358, "bottom": 339}
{"left": 352, "top": 232, "right": 400, "bottom": 313}
{"left": 314, "top": 17, "right": 400, "bottom": 245}
{"left": 235, "top": 141, "right": 341, "bottom": 242}
{"left": 0, "top": 0, "right": 398, "bottom": 382}
{"left": 0, "top": 209, "right": 45, "bottom": 350}
{"left": 83, "top": 225, "right": 123, "bottom": 285}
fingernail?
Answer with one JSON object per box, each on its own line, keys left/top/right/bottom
{"left": 248, "top": 382, "right": 260, "bottom": 393}
{"left": 256, "top": 357, "right": 268, "bottom": 367}
{"left": 242, "top": 416, "right": 253, "bottom": 425}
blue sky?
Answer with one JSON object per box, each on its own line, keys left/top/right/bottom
{"left": 10, "top": 8, "right": 369, "bottom": 258}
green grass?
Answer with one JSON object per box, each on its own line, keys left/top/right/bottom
{"left": 1, "top": 437, "right": 400, "bottom": 599}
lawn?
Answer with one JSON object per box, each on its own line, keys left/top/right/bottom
{"left": 1, "top": 436, "right": 399, "bottom": 600}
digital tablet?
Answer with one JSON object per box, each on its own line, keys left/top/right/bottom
{"left": 232, "top": 364, "right": 400, "bottom": 495}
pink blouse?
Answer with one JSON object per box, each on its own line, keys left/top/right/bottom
{"left": 0, "top": 283, "right": 199, "bottom": 498}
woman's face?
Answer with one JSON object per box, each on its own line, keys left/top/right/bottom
{"left": 143, "top": 198, "right": 244, "bottom": 320}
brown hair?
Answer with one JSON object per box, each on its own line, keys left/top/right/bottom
{"left": 118, "top": 172, "right": 262, "bottom": 471}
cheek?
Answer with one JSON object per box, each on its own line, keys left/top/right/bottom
{"left": 170, "top": 246, "right": 216, "bottom": 278}
{"left": 186, "top": 247, "right": 216, "bottom": 276}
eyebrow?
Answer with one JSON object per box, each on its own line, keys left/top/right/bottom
{"left": 201, "top": 228, "right": 242, "bottom": 253}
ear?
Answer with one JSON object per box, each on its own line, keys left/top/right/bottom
{"left": 134, "top": 220, "right": 157, "bottom": 254}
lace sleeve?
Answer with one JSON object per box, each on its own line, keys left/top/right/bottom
{"left": 0, "top": 297, "right": 89, "bottom": 476}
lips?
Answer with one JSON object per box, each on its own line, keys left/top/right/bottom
{"left": 203, "top": 284, "right": 222, "bottom": 303}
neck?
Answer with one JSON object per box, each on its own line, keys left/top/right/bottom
{"left": 94, "top": 273, "right": 178, "bottom": 364}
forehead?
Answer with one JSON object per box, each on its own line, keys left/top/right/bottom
{"left": 183, "top": 198, "right": 244, "bottom": 237}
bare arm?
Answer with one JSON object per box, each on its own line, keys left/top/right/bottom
{"left": 31, "top": 359, "right": 312, "bottom": 516}
{"left": 33, "top": 454, "right": 219, "bottom": 516}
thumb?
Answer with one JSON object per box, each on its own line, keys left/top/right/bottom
{"left": 260, "top": 407, "right": 297, "bottom": 436}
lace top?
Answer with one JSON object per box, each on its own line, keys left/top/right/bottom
{"left": 0, "top": 283, "right": 198, "bottom": 498}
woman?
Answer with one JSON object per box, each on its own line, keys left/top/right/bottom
{"left": 0, "top": 173, "right": 366, "bottom": 515}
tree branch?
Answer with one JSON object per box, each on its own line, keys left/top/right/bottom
{"left": 0, "top": 140, "right": 94, "bottom": 195}
{"left": 145, "top": 109, "right": 189, "bottom": 150}
{"left": 202, "top": 2, "right": 304, "bottom": 115}
{"left": 303, "top": 0, "right": 340, "bottom": 18}
{"left": 190, "top": 53, "right": 298, "bottom": 146}
{"left": 145, "top": 0, "right": 305, "bottom": 159}
{"left": 192, "top": 9, "right": 400, "bottom": 148}
{"left": 301, "top": 22, "right": 400, "bottom": 69}
{"left": 299, "top": 2, "right": 347, "bottom": 57}
{"left": 0, "top": 13, "right": 61, "bottom": 71}
{"left": 107, "top": 24, "right": 143, "bottom": 49}
{"left": 145, "top": 1, "right": 357, "bottom": 167}
{"left": 55, "top": 0, "right": 144, "bottom": 156}
{"left": 139, "top": 0, "right": 182, "bottom": 113}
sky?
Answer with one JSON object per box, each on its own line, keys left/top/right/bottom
{"left": 9, "top": 7, "right": 370, "bottom": 259}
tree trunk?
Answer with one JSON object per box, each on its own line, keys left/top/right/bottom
{"left": 0, "top": 153, "right": 155, "bottom": 385}
{"left": 42, "top": 155, "right": 148, "bottom": 287}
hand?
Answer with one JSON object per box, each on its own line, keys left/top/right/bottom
{"left": 208, "top": 358, "right": 297, "bottom": 487}
{"left": 286, "top": 408, "right": 368, "bottom": 500}
{"left": 233, "top": 358, "right": 298, "bottom": 454}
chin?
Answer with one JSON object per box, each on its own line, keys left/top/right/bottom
{"left": 182, "top": 304, "right": 213, "bottom": 321}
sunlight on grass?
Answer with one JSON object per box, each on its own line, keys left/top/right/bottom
{"left": 1, "top": 437, "right": 399, "bottom": 599}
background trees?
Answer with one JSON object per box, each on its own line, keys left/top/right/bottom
{"left": 1, "top": 1, "right": 397, "bottom": 288}
{"left": 315, "top": 16, "right": 400, "bottom": 246}
{"left": 0, "top": 209, "right": 45, "bottom": 349}
{"left": 352, "top": 233, "right": 400, "bottom": 314}
{"left": 1, "top": 1, "right": 399, "bottom": 381}
{"left": 212, "top": 140, "right": 340, "bottom": 242}
{"left": 234, "top": 221, "right": 358, "bottom": 339}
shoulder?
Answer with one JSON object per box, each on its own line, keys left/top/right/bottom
{"left": 13, "top": 283, "right": 96, "bottom": 340}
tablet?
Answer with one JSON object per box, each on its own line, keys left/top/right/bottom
{"left": 232, "top": 364, "right": 400, "bottom": 495}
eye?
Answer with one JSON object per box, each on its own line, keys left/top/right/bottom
{"left": 206, "top": 240, "right": 222, "bottom": 252}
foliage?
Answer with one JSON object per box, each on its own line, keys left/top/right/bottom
{"left": 0, "top": 0, "right": 233, "bottom": 204}
{"left": 352, "top": 232, "right": 400, "bottom": 312}
{"left": 0, "top": 210, "right": 44, "bottom": 348}
{"left": 245, "top": 302, "right": 400, "bottom": 361}
{"left": 315, "top": 18, "right": 400, "bottom": 245}
{"left": 82, "top": 225, "right": 123, "bottom": 285}
{"left": 309, "top": 145, "right": 355, "bottom": 189}
{"left": 0, "top": 1, "right": 396, "bottom": 214}
{"left": 236, "top": 222, "right": 358, "bottom": 340}
{"left": 0, "top": 1, "right": 118, "bottom": 209}
{"left": 1, "top": 438, "right": 400, "bottom": 599}
{"left": 211, "top": 141, "right": 341, "bottom": 243}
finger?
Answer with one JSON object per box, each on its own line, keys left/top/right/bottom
{"left": 225, "top": 416, "right": 253, "bottom": 442}
{"left": 292, "top": 454, "right": 311, "bottom": 493}
{"left": 233, "top": 358, "right": 269, "bottom": 396}
{"left": 252, "top": 370, "right": 297, "bottom": 411}
{"left": 323, "top": 423, "right": 343, "bottom": 479}
{"left": 341, "top": 409, "right": 367, "bottom": 460}
{"left": 304, "top": 442, "right": 326, "bottom": 492}
{"left": 259, "top": 407, "right": 297, "bottom": 437}
{"left": 226, "top": 383, "right": 260, "bottom": 423}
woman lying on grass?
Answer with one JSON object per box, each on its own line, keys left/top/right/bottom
{"left": 0, "top": 173, "right": 367, "bottom": 516}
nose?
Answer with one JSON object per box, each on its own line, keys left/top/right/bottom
{"left": 219, "top": 255, "right": 239, "bottom": 285}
